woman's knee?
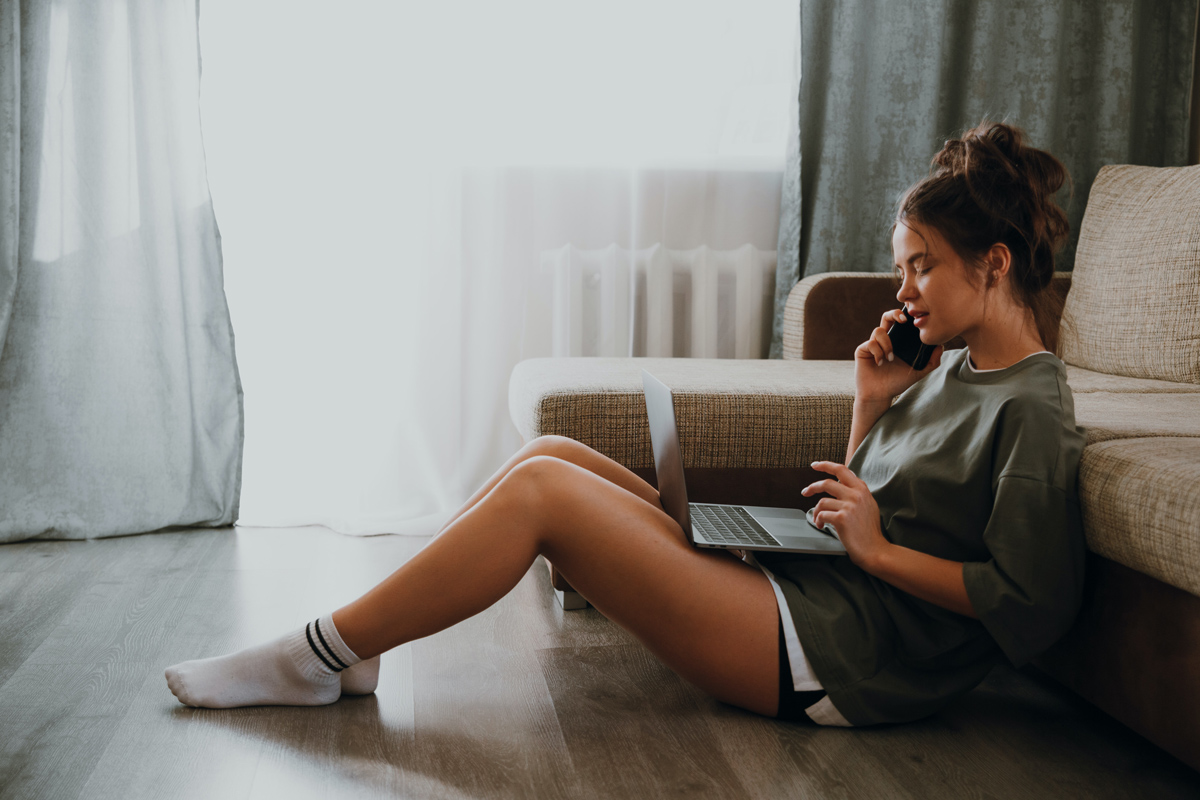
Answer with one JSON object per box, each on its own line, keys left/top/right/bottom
{"left": 522, "top": 435, "right": 590, "bottom": 462}
{"left": 499, "top": 456, "right": 608, "bottom": 546}
{"left": 498, "top": 455, "right": 573, "bottom": 511}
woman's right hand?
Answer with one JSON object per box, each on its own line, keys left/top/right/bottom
{"left": 854, "top": 309, "right": 944, "bottom": 404}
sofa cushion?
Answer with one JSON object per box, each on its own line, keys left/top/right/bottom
{"left": 1078, "top": 437, "right": 1200, "bottom": 597}
{"left": 1072, "top": 392, "right": 1200, "bottom": 445}
{"left": 1059, "top": 164, "right": 1200, "bottom": 385}
{"left": 509, "top": 358, "right": 857, "bottom": 469}
{"left": 1064, "top": 365, "right": 1200, "bottom": 394}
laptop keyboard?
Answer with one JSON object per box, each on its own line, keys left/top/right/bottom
{"left": 691, "top": 505, "right": 782, "bottom": 548}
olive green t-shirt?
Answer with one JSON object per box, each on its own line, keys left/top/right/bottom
{"left": 760, "top": 347, "right": 1087, "bottom": 726}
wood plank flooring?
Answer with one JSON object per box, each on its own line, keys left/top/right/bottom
{"left": 1, "top": 526, "right": 1196, "bottom": 799}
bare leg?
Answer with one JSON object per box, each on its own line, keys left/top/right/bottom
{"left": 346, "top": 438, "right": 646, "bottom": 694}
{"left": 333, "top": 455, "right": 780, "bottom": 716}
{"left": 434, "top": 436, "right": 661, "bottom": 537}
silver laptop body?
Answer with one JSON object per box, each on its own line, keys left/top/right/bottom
{"left": 642, "top": 369, "right": 847, "bottom": 555}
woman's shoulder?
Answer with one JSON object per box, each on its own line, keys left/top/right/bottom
{"left": 935, "top": 348, "right": 1083, "bottom": 469}
{"left": 987, "top": 357, "right": 1086, "bottom": 486}
{"left": 1007, "top": 355, "right": 1075, "bottom": 417}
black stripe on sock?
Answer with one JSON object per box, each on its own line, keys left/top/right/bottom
{"left": 305, "top": 621, "right": 343, "bottom": 672}
{"left": 313, "top": 618, "right": 350, "bottom": 670}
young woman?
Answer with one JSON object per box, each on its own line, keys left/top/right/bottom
{"left": 166, "top": 121, "right": 1087, "bottom": 727}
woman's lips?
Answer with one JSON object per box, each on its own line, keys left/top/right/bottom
{"left": 913, "top": 313, "right": 928, "bottom": 327}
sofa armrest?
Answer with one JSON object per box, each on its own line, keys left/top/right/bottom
{"left": 782, "top": 272, "right": 906, "bottom": 360}
{"left": 780, "top": 271, "right": 1072, "bottom": 360}
{"left": 509, "top": 357, "right": 857, "bottom": 471}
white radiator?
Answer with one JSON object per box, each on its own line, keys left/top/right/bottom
{"left": 543, "top": 243, "right": 777, "bottom": 359}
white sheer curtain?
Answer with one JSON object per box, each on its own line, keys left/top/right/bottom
{"left": 199, "top": 0, "right": 797, "bottom": 535}
{"left": 0, "top": 0, "right": 242, "bottom": 543}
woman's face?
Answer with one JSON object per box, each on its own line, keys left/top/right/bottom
{"left": 891, "top": 220, "right": 987, "bottom": 346}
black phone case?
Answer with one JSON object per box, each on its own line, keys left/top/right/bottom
{"left": 887, "top": 312, "right": 934, "bottom": 371}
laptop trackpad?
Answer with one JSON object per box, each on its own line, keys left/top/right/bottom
{"left": 740, "top": 505, "right": 806, "bottom": 521}
{"left": 743, "top": 506, "right": 841, "bottom": 541}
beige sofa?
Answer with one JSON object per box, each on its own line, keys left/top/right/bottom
{"left": 507, "top": 164, "right": 1200, "bottom": 770}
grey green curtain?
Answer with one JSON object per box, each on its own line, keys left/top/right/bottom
{"left": 771, "top": 0, "right": 1199, "bottom": 358}
{"left": 0, "top": 1, "right": 243, "bottom": 542}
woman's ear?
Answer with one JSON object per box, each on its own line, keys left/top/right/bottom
{"left": 985, "top": 243, "right": 1012, "bottom": 288}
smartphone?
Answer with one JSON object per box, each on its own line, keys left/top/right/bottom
{"left": 887, "top": 311, "right": 935, "bottom": 370}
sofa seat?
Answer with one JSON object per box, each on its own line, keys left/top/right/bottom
{"left": 1064, "top": 365, "right": 1200, "bottom": 394}
{"left": 1072, "top": 392, "right": 1200, "bottom": 444}
{"left": 1078, "top": 437, "right": 1200, "bottom": 597}
{"left": 509, "top": 357, "right": 858, "bottom": 470}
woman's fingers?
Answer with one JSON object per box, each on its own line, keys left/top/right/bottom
{"left": 872, "top": 328, "right": 894, "bottom": 363}
{"left": 809, "top": 461, "right": 865, "bottom": 488}
{"left": 861, "top": 340, "right": 884, "bottom": 366}
{"left": 812, "top": 497, "right": 844, "bottom": 513}
{"left": 803, "top": 479, "right": 846, "bottom": 498}
{"left": 812, "top": 498, "right": 843, "bottom": 526}
{"left": 859, "top": 309, "right": 905, "bottom": 366}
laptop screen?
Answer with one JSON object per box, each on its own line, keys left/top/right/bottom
{"left": 641, "top": 370, "right": 693, "bottom": 542}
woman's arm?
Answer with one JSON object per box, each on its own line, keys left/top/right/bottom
{"left": 828, "top": 313, "right": 960, "bottom": 610}
{"left": 847, "top": 308, "right": 944, "bottom": 464}
{"left": 845, "top": 397, "right": 892, "bottom": 465}
{"left": 804, "top": 461, "right": 977, "bottom": 619}
{"left": 863, "top": 545, "right": 977, "bottom": 619}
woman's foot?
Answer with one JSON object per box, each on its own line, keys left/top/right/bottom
{"left": 165, "top": 616, "right": 362, "bottom": 708}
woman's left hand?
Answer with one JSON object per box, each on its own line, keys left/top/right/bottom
{"left": 802, "top": 461, "right": 891, "bottom": 570}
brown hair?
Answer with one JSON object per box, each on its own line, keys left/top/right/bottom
{"left": 894, "top": 121, "right": 1071, "bottom": 354}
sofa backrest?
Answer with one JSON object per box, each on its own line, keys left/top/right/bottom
{"left": 1058, "top": 164, "right": 1200, "bottom": 385}
{"left": 782, "top": 271, "right": 1071, "bottom": 361}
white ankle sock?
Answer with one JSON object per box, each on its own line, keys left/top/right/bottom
{"left": 341, "top": 656, "right": 381, "bottom": 695}
{"left": 307, "top": 613, "right": 363, "bottom": 674}
{"left": 165, "top": 614, "right": 364, "bottom": 708}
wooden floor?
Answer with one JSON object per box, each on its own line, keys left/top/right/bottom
{"left": 1, "top": 527, "right": 1196, "bottom": 799}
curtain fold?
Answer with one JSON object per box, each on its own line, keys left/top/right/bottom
{"left": 770, "top": 0, "right": 1200, "bottom": 355}
{"left": 0, "top": 0, "right": 243, "bottom": 542}
{"left": 0, "top": 0, "right": 47, "bottom": 361}
{"left": 769, "top": 7, "right": 802, "bottom": 360}
{"left": 0, "top": 4, "right": 15, "bottom": 360}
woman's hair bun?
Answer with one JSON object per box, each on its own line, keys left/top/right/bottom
{"left": 932, "top": 122, "right": 1068, "bottom": 231}
{"left": 896, "top": 120, "right": 1072, "bottom": 350}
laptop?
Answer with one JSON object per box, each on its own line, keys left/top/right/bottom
{"left": 643, "top": 369, "right": 847, "bottom": 555}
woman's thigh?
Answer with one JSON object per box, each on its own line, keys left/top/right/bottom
{"left": 518, "top": 456, "right": 780, "bottom": 717}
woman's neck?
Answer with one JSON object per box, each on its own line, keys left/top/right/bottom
{"left": 959, "top": 297, "right": 1047, "bottom": 370}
